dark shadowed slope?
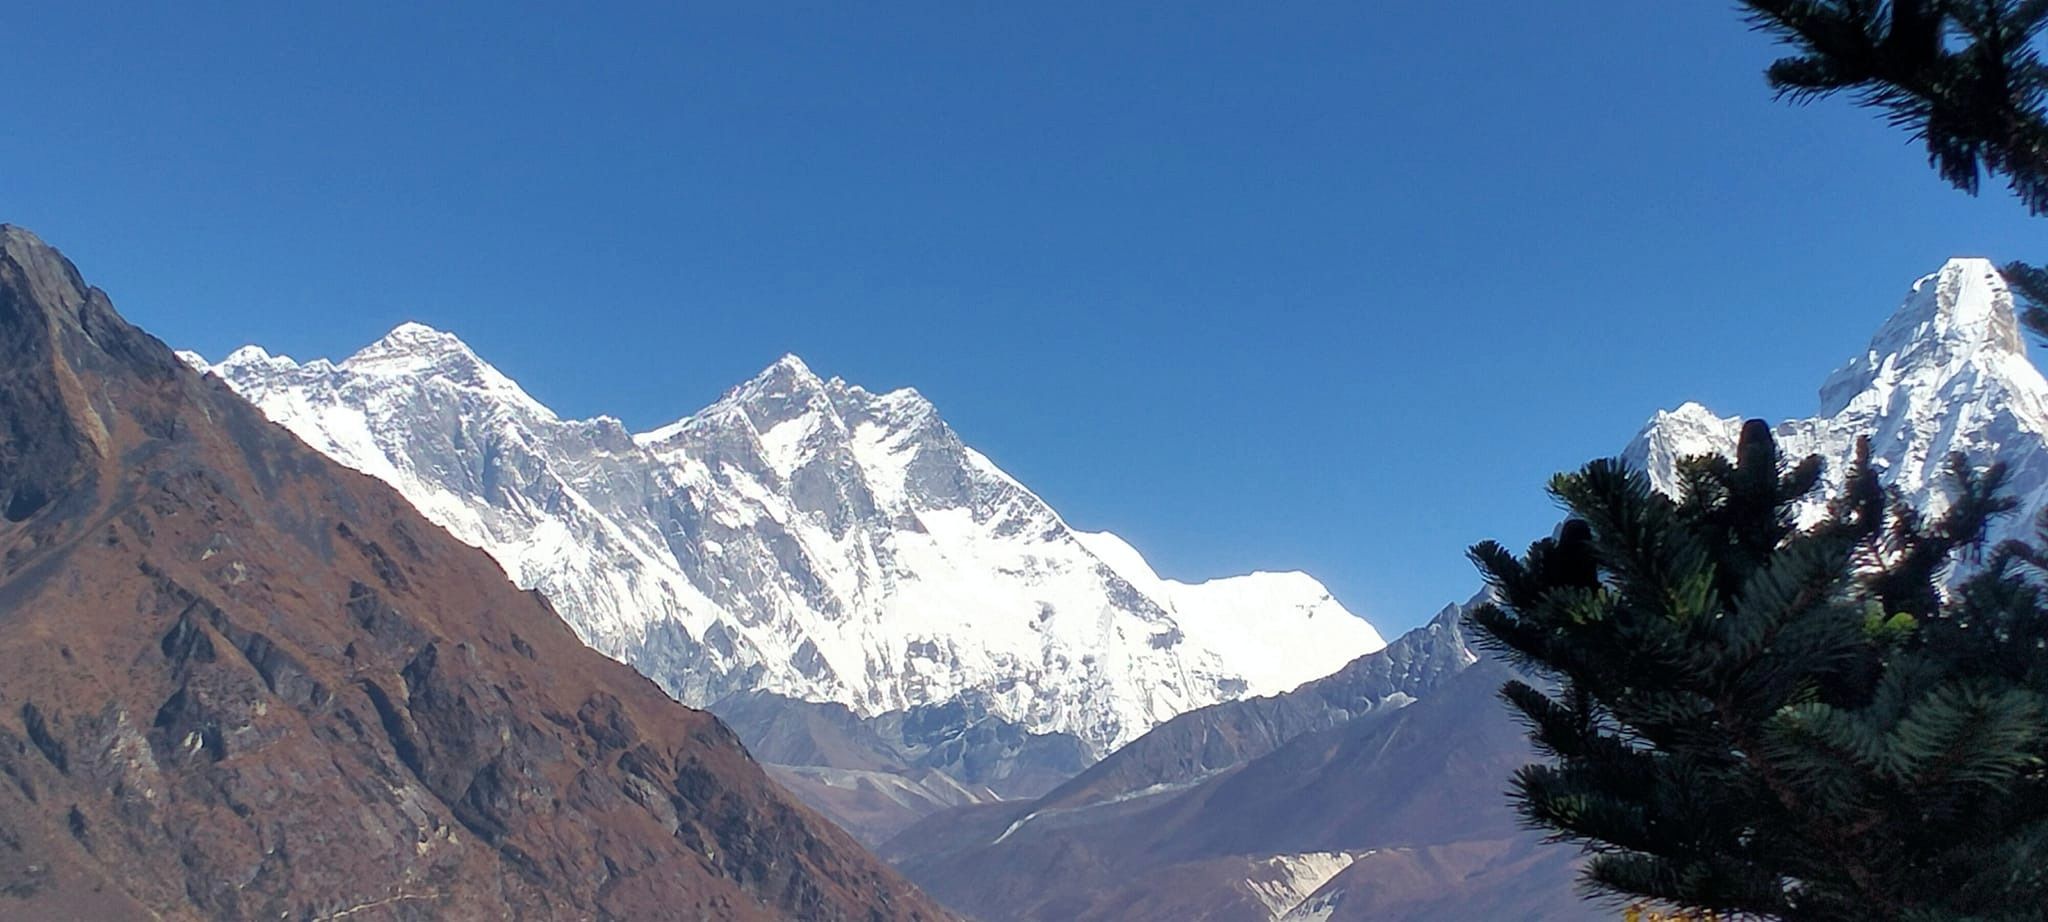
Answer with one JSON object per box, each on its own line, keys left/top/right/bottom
{"left": 0, "top": 225, "right": 948, "bottom": 921}
{"left": 884, "top": 618, "right": 1587, "bottom": 922}
{"left": 1025, "top": 600, "right": 1477, "bottom": 818}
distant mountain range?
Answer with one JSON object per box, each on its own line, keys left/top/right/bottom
{"left": 181, "top": 309, "right": 1390, "bottom": 841}
{"left": 182, "top": 330, "right": 1386, "bottom": 761}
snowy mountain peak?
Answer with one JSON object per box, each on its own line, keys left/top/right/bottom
{"left": 1818, "top": 257, "right": 2025, "bottom": 416}
{"left": 195, "top": 334, "right": 1387, "bottom": 751}
{"left": 635, "top": 354, "right": 838, "bottom": 451}
{"left": 346, "top": 321, "right": 477, "bottom": 370}
{"left": 1903, "top": 257, "right": 2022, "bottom": 354}
{"left": 224, "top": 342, "right": 277, "bottom": 363}
{"left": 218, "top": 342, "right": 296, "bottom": 372}
{"left": 388, "top": 318, "right": 455, "bottom": 340}
{"left": 767, "top": 351, "right": 819, "bottom": 379}
{"left": 729, "top": 353, "right": 836, "bottom": 426}
{"left": 1631, "top": 258, "right": 2048, "bottom": 542}
{"left": 329, "top": 321, "right": 555, "bottom": 420}
{"left": 730, "top": 353, "right": 826, "bottom": 398}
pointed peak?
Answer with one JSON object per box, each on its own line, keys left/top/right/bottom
{"left": 0, "top": 225, "right": 93, "bottom": 321}
{"left": 217, "top": 344, "right": 299, "bottom": 374}
{"left": 0, "top": 226, "right": 67, "bottom": 273}
{"left": 362, "top": 320, "right": 470, "bottom": 355}
{"left": 331, "top": 323, "right": 555, "bottom": 419}
{"left": 741, "top": 353, "right": 824, "bottom": 390}
{"left": 1623, "top": 400, "right": 1743, "bottom": 491}
{"left": 1918, "top": 256, "right": 2003, "bottom": 290}
{"left": 1652, "top": 401, "right": 1725, "bottom": 425}
{"left": 387, "top": 319, "right": 450, "bottom": 339}
{"left": 344, "top": 321, "right": 480, "bottom": 370}
{"left": 1891, "top": 257, "right": 2020, "bottom": 355}
{"left": 1818, "top": 258, "right": 2025, "bottom": 415}
{"left": 1631, "top": 401, "right": 1739, "bottom": 445}
{"left": 717, "top": 353, "right": 832, "bottom": 413}
{"left": 637, "top": 358, "right": 878, "bottom": 448}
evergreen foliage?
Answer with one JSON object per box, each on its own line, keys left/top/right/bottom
{"left": 1740, "top": 0, "right": 2048, "bottom": 212}
{"left": 2005, "top": 259, "right": 2048, "bottom": 335}
{"left": 1737, "top": 1, "right": 2048, "bottom": 339}
{"left": 1468, "top": 420, "right": 2048, "bottom": 920}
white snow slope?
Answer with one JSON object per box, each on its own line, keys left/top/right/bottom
{"left": 1627, "top": 258, "right": 2048, "bottom": 549}
{"left": 183, "top": 329, "right": 1384, "bottom": 752}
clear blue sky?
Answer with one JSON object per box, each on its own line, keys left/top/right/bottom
{"left": 5, "top": 3, "right": 2041, "bottom": 634}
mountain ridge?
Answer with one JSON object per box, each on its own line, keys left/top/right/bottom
{"left": 187, "top": 322, "right": 1386, "bottom": 754}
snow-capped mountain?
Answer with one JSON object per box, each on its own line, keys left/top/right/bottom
{"left": 1627, "top": 257, "right": 2048, "bottom": 546}
{"left": 182, "top": 330, "right": 1385, "bottom": 752}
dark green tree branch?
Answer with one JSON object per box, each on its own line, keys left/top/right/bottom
{"left": 1739, "top": 1, "right": 2048, "bottom": 339}
{"left": 1469, "top": 423, "right": 2048, "bottom": 918}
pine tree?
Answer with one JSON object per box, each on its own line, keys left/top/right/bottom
{"left": 1468, "top": 421, "right": 2048, "bottom": 920}
{"left": 1737, "top": 1, "right": 2048, "bottom": 337}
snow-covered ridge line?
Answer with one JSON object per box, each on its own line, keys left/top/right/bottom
{"left": 190, "top": 329, "right": 1385, "bottom": 751}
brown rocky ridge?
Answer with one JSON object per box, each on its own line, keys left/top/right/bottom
{"left": 0, "top": 224, "right": 950, "bottom": 921}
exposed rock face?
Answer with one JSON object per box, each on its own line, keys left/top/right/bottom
{"left": 186, "top": 328, "right": 1386, "bottom": 756}
{"left": 0, "top": 225, "right": 947, "bottom": 921}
